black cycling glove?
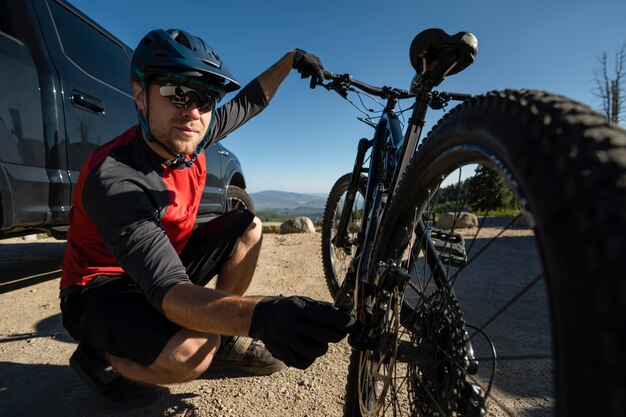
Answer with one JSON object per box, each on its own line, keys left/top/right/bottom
{"left": 249, "top": 295, "right": 354, "bottom": 369}
{"left": 293, "top": 49, "right": 325, "bottom": 89}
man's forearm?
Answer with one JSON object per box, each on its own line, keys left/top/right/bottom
{"left": 161, "top": 283, "right": 260, "bottom": 336}
{"left": 256, "top": 50, "right": 297, "bottom": 102}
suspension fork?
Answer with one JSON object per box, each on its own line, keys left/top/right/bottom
{"left": 333, "top": 137, "right": 372, "bottom": 250}
{"left": 333, "top": 119, "right": 388, "bottom": 310}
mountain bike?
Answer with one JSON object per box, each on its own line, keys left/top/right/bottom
{"left": 316, "top": 28, "right": 626, "bottom": 417}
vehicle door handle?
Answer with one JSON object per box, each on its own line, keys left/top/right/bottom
{"left": 71, "top": 92, "right": 105, "bottom": 114}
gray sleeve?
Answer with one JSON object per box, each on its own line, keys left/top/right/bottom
{"left": 207, "top": 78, "right": 269, "bottom": 144}
{"left": 82, "top": 163, "right": 191, "bottom": 314}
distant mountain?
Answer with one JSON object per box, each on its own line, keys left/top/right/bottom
{"left": 250, "top": 190, "right": 328, "bottom": 221}
{"left": 250, "top": 190, "right": 327, "bottom": 210}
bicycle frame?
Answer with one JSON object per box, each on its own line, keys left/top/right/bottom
{"left": 327, "top": 74, "right": 475, "bottom": 334}
{"left": 332, "top": 84, "right": 434, "bottom": 307}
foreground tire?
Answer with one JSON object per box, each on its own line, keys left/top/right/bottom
{"left": 344, "top": 90, "right": 626, "bottom": 416}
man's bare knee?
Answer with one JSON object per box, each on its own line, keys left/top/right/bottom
{"left": 158, "top": 333, "right": 220, "bottom": 383}
{"left": 112, "top": 333, "right": 220, "bottom": 384}
{"left": 241, "top": 216, "right": 262, "bottom": 247}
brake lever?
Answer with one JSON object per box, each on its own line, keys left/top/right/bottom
{"left": 317, "top": 78, "right": 349, "bottom": 99}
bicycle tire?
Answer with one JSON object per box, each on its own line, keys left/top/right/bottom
{"left": 321, "top": 173, "right": 367, "bottom": 299}
{"left": 344, "top": 89, "right": 626, "bottom": 417}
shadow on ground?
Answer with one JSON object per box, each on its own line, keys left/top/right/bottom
{"left": 0, "top": 241, "right": 66, "bottom": 294}
{"left": 0, "top": 360, "right": 203, "bottom": 417}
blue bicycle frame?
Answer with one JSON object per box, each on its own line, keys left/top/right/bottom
{"left": 331, "top": 89, "right": 420, "bottom": 308}
{"left": 328, "top": 74, "right": 470, "bottom": 311}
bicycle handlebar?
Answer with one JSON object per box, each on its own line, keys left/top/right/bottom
{"left": 443, "top": 92, "right": 472, "bottom": 101}
{"left": 322, "top": 70, "right": 413, "bottom": 100}
{"left": 320, "top": 70, "right": 471, "bottom": 103}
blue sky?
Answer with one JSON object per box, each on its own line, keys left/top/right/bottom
{"left": 69, "top": 0, "right": 626, "bottom": 193}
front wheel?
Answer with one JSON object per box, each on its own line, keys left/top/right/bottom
{"left": 344, "top": 90, "right": 626, "bottom": 417}
{"left": 321, "top": 173, "right": 366, "bottom": 300}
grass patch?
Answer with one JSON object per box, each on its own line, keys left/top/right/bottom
{"left": 472, "top": 208, "right": 522, "bottom": 217}
{"left": 256, "top": 211, "right": 291, "bottom": 223}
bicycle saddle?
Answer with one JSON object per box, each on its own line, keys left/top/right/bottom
{"left": 409, "top": 28, "right": 478, "bottom": 88}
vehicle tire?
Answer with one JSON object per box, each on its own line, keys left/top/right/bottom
{"left": 343, "top": 90, "right": 626, "bottom": 416}
{"left": 226, "top": 185, "right": 255, "bottom": 214}
{"left": 321, "top": 173, "right": 366, "bottom": 300}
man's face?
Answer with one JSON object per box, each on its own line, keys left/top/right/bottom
{"left": 132, "top": 78, "right": 216, "bottom": 157}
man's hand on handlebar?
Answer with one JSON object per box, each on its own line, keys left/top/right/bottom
{"left": 292, "top": 49, "right": 325, "bottom": 89}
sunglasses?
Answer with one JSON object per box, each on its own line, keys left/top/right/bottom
{"left": 151, "top": 80, "right": 218, "bottom": 113}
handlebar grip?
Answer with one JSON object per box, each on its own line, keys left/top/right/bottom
{"left": 447, "top": 92, "right": 472, "bottom": 101}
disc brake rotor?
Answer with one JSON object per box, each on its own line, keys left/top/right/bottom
{"left": 357, "top": 287, "right": 401, "bottom": 416}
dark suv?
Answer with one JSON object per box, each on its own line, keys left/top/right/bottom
{"left": 0, "top": 0, "right": 252, "bottom": 239}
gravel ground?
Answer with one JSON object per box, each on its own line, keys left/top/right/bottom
{"left": 0, "top": 224, "right": 550, "bottom": 417}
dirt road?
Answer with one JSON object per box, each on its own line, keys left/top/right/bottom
{"left": 0, "top": 225, "right": 550, "bottom": 417}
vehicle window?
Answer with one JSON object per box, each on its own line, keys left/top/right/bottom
{"left": 48, "top": 0, "right": 130, "bottom": 92}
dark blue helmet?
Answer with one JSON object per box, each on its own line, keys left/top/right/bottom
{"left": 131, "top": 29, "right": 240, "bottom": 98}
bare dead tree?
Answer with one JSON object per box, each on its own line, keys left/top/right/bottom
{"left": 593, "top": 43, "right": 625, "bottom": 126}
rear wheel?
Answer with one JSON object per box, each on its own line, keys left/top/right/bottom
{"left": 321, "top": 173, "right": 366, "bottom": 299}
{"left": 343, "top": 90, "right": 626, "bottom": 416}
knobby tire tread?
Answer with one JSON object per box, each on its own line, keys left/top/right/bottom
{"left": 227, "top": 185, "right": 255, "bottom": 213}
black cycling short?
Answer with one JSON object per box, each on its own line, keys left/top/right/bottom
{"left": 60, "top": 208, "right": 255, "bottom": 366}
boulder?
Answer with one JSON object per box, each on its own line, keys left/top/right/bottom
{"left": 280, "top": 217, "right": 316, "bottom": 234}
{"left": 436, "top": 212, "right": 478, "bottom": 229}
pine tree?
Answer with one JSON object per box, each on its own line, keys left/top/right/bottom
{"left": 467, "top": 166, "right": 517, "bottom": 213}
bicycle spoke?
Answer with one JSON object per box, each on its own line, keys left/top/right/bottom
{"left": 447, "top": 214, "right": 521, "bottom": 288}
{"left": 375, "top": 164, "right": 554, "bottom": 416}
{"left": 474, "top": 353, "right": 551, "bottom": 362}
{"left": 470, "top": 272, "right": 544, "bottom": 340}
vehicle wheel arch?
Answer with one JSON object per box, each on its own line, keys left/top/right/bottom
{"left": 227, "top": 171, "right": 247, "bottom": 190}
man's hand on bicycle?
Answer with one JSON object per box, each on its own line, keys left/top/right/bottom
{"left": 292, "top": 49, "right": 325, "bottom": 89}
{"left": 249, "top": 295, "right": 355, "bottom": 369}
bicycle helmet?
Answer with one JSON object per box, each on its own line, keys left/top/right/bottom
{"left": 131, "top": 29, "right": 240, "bottom": 99}
{"left": 131, "top": 29, "right": 239, "bottom": 168}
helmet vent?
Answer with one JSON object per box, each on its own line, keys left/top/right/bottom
{"left": 202, "top": 59, "right": 219, "bottom": 69}
{"left": 172, "top": 31, "right": 191, "bottom": 48}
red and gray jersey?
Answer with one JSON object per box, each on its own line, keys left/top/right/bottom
{"left": 60, "top": 80, "right": 267, "bottom": 313}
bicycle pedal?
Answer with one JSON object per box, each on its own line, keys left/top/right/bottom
{"left": 430, "top": 228, "right": 468, "bottom": 268}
